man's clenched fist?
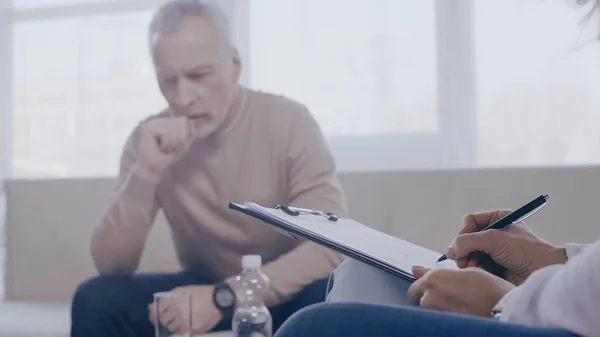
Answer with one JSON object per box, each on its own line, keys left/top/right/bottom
{"left": 135, "top": 117, "right": 198, "bottom": 181}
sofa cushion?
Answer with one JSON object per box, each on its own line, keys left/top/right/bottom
{"left": 4, "top": 178, "right": 181, "bottom": 302}
{"left": 8, "top": 168, "right": 600, "bottom": 302}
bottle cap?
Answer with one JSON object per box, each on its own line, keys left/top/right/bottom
{"left": 242, "top": 255, "right": 262, "bottom": 268}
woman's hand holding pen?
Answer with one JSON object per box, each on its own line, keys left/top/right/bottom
{"left": 408, "top": 209, "right": 568, "bottom": 316}
{"left": 446, "top": 210, "right": 568, "bottom": 285}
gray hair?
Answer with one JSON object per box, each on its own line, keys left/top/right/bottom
{"left": 148, "top": 0, "right": 233, "bottom": 55}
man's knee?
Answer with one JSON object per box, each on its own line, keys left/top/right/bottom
{"left": 72, "top": 275, "right": 138, "bottom": 313}
{"left": 326, "top": 258, "right": 413, "bottom": 305}
{"left": 326, "top": 258, "right": 379, "bottom": 301}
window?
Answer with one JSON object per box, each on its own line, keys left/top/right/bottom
{"left": 12, "top": 10, "right": 163, "bottom": 177}
{"left": 475, "top": 0, "right": 600, "bottom": 167}
{"left": 4, "top": 0, "right": 443, "bottom": 178}
{"left": 248, "top": 0, "right": 442, "bottom": 171}
{"left": 248, "top": 0, "right": 437, "bottom": 137}
{"left": 2, "top": 0, "right": 600, "bottom": 175}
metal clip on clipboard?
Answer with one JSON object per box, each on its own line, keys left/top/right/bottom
{"left": 274, "top": 205, "right": 339, "bottom": 222}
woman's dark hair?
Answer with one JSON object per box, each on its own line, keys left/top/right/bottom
{"left": 576, "top": 0, "right": 599, "bottom": 7}
{"left": 577, "top": 0, "right": 600, "bottom": 19}
{"left": 575, "top": 0, "right": 600, "bottom": 38}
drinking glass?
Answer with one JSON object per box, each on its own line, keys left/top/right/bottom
{"left": 154, "top": 291, "right": 192, "bottom": 337}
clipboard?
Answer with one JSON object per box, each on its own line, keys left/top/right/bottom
{"left": 229, "top": 202, "right": 456, "bottom": 283}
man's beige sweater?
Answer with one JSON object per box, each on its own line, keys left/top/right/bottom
{"left": 91, "top": 87, "right": 347, "bottom": 305}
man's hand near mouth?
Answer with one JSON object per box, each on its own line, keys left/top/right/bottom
{"left": 134, "top": 116, "right": 198, "bottom": 182}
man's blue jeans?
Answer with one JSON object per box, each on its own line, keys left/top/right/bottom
{"left": 275, "top": 302, "right": 579, "bottom": 337}
{"left": 70, "top": 272, "right": 328, "bottom": 337}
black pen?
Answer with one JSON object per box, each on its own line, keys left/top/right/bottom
{"left": 437, "top": 194, "right": 550, "bottom": 263}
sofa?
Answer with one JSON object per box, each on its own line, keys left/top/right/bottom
{"left": 2, "top": 166, "right": 600, "bottom": 337}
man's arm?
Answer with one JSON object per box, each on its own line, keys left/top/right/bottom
{"left": 260, "top": 107, "right": 347, "bottom": 306}
{"left": 494, "top": 238, "right": 600, "bottom": 336}
{"left": 91, "top": 125, "right": 161, "bottom": 275}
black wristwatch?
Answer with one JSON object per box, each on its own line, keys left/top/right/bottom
{"left": 213, "top": 282, "right": 236, "bottom": 318}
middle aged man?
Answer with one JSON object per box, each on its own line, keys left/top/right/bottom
{"left": 70, "top": 1, "right": 347, "bottom": 336}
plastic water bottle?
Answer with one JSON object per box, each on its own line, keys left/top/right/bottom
{"left": 232, "top": 255, "right": 272, "bottom": 337}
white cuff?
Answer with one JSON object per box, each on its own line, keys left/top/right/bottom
{"left": 492, "top": 288, "right": 519, "bottom": 322}
{"left": 565, "top": 243, "right": 589, "bottom": 259}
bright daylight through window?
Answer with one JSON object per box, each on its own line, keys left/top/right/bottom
{"left": 3, "top": 0, "right": 600, "bottom": 176}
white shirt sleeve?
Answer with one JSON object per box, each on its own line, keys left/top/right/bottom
{"left": 565, "top": 243, "right": 590, "bottom": 258}
{"left": 493, "top": 238, "right": 600, "bottom": 337}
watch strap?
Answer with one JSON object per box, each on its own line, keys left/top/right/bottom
{"left": 213, "top": 281, "right": 236, "bottom": 318}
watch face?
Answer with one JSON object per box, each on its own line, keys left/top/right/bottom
{"left": 215, "top": 288, "right": 235, "bottom": 308}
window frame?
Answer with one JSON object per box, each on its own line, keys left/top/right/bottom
{"left": 0, "top": 0, "right": 12, "bottom": 303}
{"left": 435, "top": 0, "right": 477, "bottom": 168}
{"left": 1, "top": 0, "right": 12, "bottom": 180}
